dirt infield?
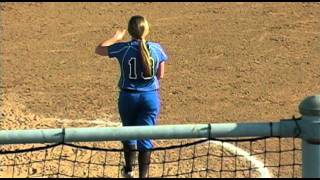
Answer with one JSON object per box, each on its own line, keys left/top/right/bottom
{"left": 0, "top": 2, "right": 319, "bottom": 178}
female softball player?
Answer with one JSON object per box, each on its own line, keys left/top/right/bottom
{"left": 95, "top": 15, "right": 168, "bottom": 178}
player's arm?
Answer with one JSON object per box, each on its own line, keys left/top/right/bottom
{"left": 95, "top": 29, "right": 126, "bottom": 56}
{"left": 155, "top": 43, "right": 168, "bottom": 80}
{"left": 157, "top": 62, "right": 165, "bottom": 80}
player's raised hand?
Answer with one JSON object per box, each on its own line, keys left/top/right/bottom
{"left": 97, "top": 29, "right": 127, "bottom": 50}
{"left": 113, "top": 29, "right": 126, "bottom": 41}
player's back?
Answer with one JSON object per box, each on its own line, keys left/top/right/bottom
{"left": 108, "top": 39, "right": 168, "bottom": 92}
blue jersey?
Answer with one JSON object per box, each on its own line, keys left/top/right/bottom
{"left": 107, "top": 40, "right": 168, "bottom": 91}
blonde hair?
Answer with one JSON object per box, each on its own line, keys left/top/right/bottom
{"left": 128, "top": 15, "right": 154, "bottom": 78}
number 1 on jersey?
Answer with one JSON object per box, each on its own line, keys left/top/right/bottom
{"left": 128, "top": 57, "right": 137, "bottom": 79}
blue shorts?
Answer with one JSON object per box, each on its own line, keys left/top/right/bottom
{"left": 118, "top": 90, "right": 161, "bottom": 150}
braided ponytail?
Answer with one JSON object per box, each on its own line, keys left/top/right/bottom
{"left": 128, "top": 15, "right": 154, "bottom": 79}
{"left": 139, "top": 40, "right": 154, "bottom": 79}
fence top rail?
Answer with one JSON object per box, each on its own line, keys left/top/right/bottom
{"left": 0, "top": 120, "right": 299, "bottom": 145}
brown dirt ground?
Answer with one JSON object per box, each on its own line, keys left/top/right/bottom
{"left": 0, "top": 2, "right": 319, "bottom": 178}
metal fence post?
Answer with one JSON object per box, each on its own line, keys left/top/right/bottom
{"left": 299, "top": 95, "right": 320, "bottom": 178}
